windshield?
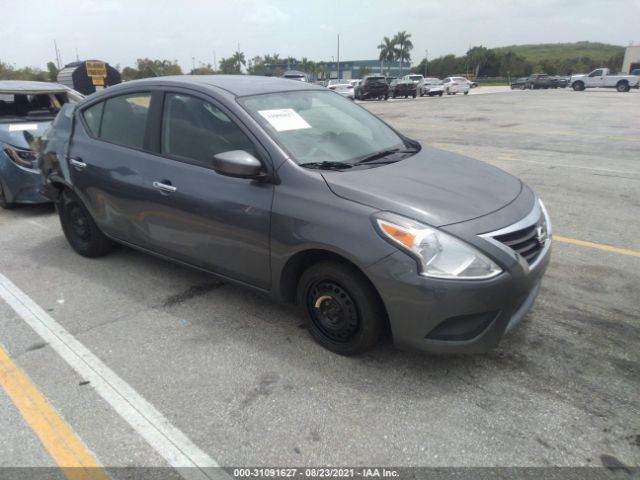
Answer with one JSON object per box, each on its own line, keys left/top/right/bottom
{"left": 409, "top": 76, "right": 422, "bottom": 81}
{"left": 239, "top": 90, "right": 407, "bottom": 166}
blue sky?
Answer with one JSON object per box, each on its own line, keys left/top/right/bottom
{"left": 2, "top": 0, "right": 638, "bottom": 70}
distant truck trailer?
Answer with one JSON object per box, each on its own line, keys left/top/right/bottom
{"left": 57, "top": 60, "right": 121, "bottom": 95}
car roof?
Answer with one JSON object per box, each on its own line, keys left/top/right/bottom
{"left": 0, "top": 80, "right": 69, "bottom": 94}
{"left": 100, "top": 75, "right": 323, "bottom": 97}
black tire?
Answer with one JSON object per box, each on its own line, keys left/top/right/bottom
{"left": 384, "top": 95, "right": 388, "bottom": 101}
{"left": 464, "top": 91, "right": 469, "bottom": 95}
{"left": 572, "top": 81, "right": 585, "bottom": 91}
{"left": 439, "top": 91, "right": 443, "bottom": 96}
{"left": 412, "top": 94, "right": 416, "bottom": 98}
{"left": 0, "top": 180, "right": 15, "bottom": 209}
{"left": 298, "top": 261, "right": 385, "bottom": 355}
{"left": 616, "top": 81, "right": 630, "bottom": 92}
{"left": 58, "top": 190, "right": 115, "bottom": 257}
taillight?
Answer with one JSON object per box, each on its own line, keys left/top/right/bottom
{"left": 4, "top": 146, "right": 36, "bottom": 169}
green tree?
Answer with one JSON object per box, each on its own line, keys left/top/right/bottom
{"left": 46, "top": 62, "right": 59, "bottom": 82}
{"left": 377, "top": 36, "right": 396, "bottom": 75}
{"left": 190, "top": 64, "right": 215, "bottom": 75}
{"left": 466, "top": 46, "right": 489, "bottom": 77}
{"left": 133, "top": 58, "right": 183, "bottom": 78}
{"left": 392, "top": 31, "right": 413, "bottom": 76}
{"left": 219, "top": 51, "right": 246, "bottom": 74}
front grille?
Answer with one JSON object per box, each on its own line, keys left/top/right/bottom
{"left": 493, "top": 216, "right": 547, "bottom": 265}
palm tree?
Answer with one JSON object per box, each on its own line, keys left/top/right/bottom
{"left": 393, "top": 31, "right": 413, "bottom": 76}
{"left": 377, "top": 36, "right": 396, "bottom": 75}
{"left": 232, "top": 51, "right": 246, "bottom": 73}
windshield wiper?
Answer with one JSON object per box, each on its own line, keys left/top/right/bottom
{"left": 301, "top": 161, "right": 353, "bottom": 170}
{"left": 353, "top": 147, "right": 418, "bottom": 165}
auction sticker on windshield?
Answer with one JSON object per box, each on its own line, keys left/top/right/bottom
{"left": 258, "top": 108, "right": 311, "bottom": 132}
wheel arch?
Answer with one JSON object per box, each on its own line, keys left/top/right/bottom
{"left": 277, "top": 248, "right": 387, "bottom": 315}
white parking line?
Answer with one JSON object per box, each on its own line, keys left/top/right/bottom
{"left": 0, "top": 272, "right": 229, "bottom": 480}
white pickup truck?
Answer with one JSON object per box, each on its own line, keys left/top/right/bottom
{"left": 570, "top": 68, "right": 639, "bottom": 92}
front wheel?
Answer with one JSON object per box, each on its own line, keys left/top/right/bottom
{"left": 464, "top": 91, "right": 469, "bottom": 95}
{"left": 439, "top": 91, "right": 444, "bottom": 96}
{"left": 298, "top": 261, "right": 385, "bottom": 355}
{"left": 572, "top": 82, "right": 585, "bottom": 91}
{"left": 58, "top": 190, "right": 115, "bottom": 257}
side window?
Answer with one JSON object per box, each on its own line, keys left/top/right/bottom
{"left": 161, "top": 93, "right": 255, "bottom": 164}
{"left": 589, "top": 70, "right": 603, "bottom": 77}
{"left": 100, "top": 93, "right": 151, "bottom": 149}
{"left": 82, "top": 102, "right": 104, "bottom": 136}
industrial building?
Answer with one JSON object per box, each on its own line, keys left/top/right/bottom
{"left": 622, "top": 44, "right": 640, "bottom": 73}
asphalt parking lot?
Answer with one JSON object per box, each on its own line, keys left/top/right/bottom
{"left": 1, "top": 87, "right": 639, "bottom": 475}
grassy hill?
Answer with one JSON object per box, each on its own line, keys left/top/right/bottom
{"left": 493, "top": 41, "right": 624, "bottom": 63}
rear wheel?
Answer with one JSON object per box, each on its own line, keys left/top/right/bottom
{"left": 616, "top": 81, "right": 630, "bottom": 92}
{"left": 464, "top": 91, "right": 469, "bottom": 95}
{"left": 298, "top": 261, "right": 385, "bottom": 355}
{"left": 439, "top": 91, "right": 444, "bottom": 96}
{"left": 58, "top": 190, "right": 115, "bottom": 257}
{"left": 0, "top": 180, "right": 15, "bottom": 209}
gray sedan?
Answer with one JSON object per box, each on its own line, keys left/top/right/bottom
{"left": 0, "top": 80, "right": 82, "bottom": 208}
{"left": 39, "top": 75, "right": 551, "bottom": 355}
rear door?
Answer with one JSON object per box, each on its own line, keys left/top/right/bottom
{"left": 70, "top": 91, "right": 157, "bottom": 246}
{"left": 133, "top": 90, "right": 273, "bottom": 288}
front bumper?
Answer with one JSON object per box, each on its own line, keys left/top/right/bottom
{"left": 365, "top": 240, "right": 551, "bottom": 355}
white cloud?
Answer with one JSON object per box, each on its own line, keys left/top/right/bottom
{"left": 79, "top": 0, "right": 121, "bottom": 14}
{"left": 244, "top": 5, "right": 289, "bottom": 26}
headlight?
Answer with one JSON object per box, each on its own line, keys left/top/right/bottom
{"left": 374, "top": 212, "right": 502, "bottom": 280}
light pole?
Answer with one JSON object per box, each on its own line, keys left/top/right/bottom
{"left": 424, "top": 49, "right": 428, "bottom": 76}
{"left": 337, "top": 33, "right": 340, "bottom": 80}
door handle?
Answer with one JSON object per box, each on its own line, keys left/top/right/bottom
{"left": 152, "top": 181, "right": 177, "bottom": 194}
{"left": 70, "top": 158, "right": 87, "bottom": 171}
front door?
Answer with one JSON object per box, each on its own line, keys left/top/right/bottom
{"left": 136, "top": 92, "right": 273, "bottom": 289}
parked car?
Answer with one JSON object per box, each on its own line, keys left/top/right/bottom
{"left": 442, "top": 77, "right": 470, "bottom": 95}
{"left": 449, "top": 75, "right": 477, "bottom": 88}
{"left": 328, "top": 81, "right": 355, "bottom": 100}
{"left": 40, "top": 75, "right": 551, "bottom": 356}
{"left": 524, "top": 73, "right": 559, "bottom": 89}
{"left": 552, "top": 76, "right": 569, "bottom": 88}
{"left": 388, "top": 79, "right": 417, "bottom": 99}
{"left": 283, "top": 70, "right": 309, "bottom": 82}
{"left": 570, "top": 68, "right": 640, "bottom": 92}
{"left": 510, "top": 77, "right": 528, "bottom": 90}
{"left": 420, "top": 78, "right": 445, "bottom": 97}
{"left": 403, "top": 74, "right": 425, "bottom": 93}
{"left": 354, "top": 75, "right": 389, "bottom": 100}
{"left": 385, "top": 76, "right": 396, "bottom": 85}
{"left": 0, "top": 80, "right": 82, "bottom": 208}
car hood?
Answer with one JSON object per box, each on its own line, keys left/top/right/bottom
{"left": 321, "top": 144, "right": 523, "bottom": 227}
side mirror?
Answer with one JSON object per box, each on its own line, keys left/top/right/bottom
{"left": 213, "top": 150, "right": 265, "bottom": 179}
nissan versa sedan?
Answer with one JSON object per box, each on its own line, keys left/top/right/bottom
{"left": 0, "top": 80, "right": 82, "bottom": 208}
{"left": 39, "top": 75, "right": 551, "bottom": 355}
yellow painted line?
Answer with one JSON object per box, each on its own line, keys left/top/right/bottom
{"left": 554, "top": 235, "right": 640, "bottom": 258}
{"left": 0, "top": 346, "right": 109, "bottom": 480}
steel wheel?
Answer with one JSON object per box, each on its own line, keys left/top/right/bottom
{"left": 307, "top": 281, "right": 360, "bottom": 344}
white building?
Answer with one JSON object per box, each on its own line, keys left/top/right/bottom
{"left": 622, "top": 45, "right": 640, "bottom": 73}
